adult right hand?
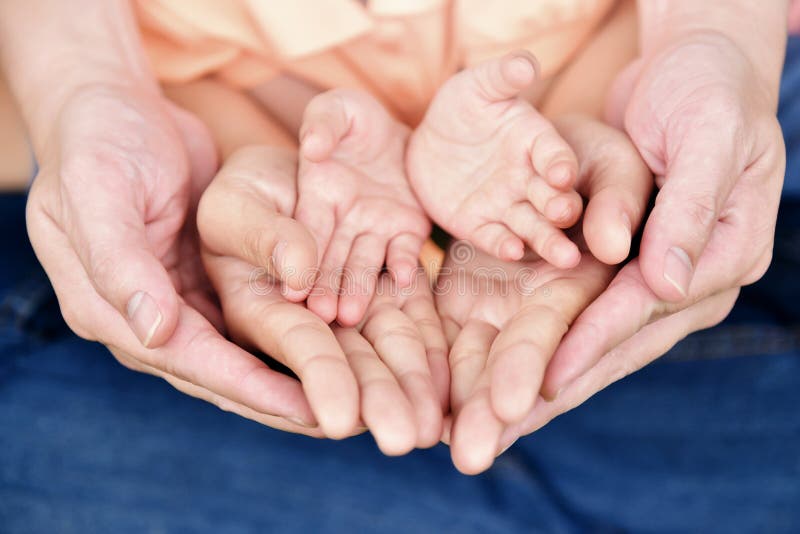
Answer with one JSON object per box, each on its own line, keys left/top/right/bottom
{"left": 26, "top": 83, "right": 318, "bottom": 430}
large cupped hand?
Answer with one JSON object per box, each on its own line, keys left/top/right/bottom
{"left": 540, "top": 30, "right": 787, "bottom": 404}
{"left": 26, "top": 84, "right": 316, "bottom": 431}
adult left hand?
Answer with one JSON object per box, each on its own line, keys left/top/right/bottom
{"left": 439, "top": 116, "right": 651, "bottom": 474}
{"left": 540, "top": 28, "right": 787, "bottom": 402}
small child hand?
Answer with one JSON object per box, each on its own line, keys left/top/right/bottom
{"left": 408, "top": 51, "right": 583, "bottom": 268}
{"left": 295, "top": 89, "right": 430, "bottom": 326}
{"left": 334, "top": 268, "right": 449, "bottom": 455}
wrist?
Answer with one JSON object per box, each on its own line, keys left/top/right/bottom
{"left": 0, "top": 0, "right": 158, "bottom": 148}
{"left": 638, "top": 0, "right": 788, "bottom": 105}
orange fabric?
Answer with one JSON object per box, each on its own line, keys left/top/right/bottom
{"left": 136, "top": 0, "right": 616, "bottom": 125}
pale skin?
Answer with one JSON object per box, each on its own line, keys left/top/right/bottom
{"left": 408, "top": 51, "right": 591, "bottom": 269}
{"left": 455, "top": 0, "right": 789, "bottom": 472}
{"left": 198, "top": 143, "right": 449, "bottom": 453}
{"left": 163, "top": 79, "right": 450, "bottom": 452}
{"left": 287, "top": 49, "right": 622, "bottom": 327}
{"left": 438, "top": 115, "right": 653, "bottom": 474}
{"left": 295, "top": 90, "right": 431, "bottom": 326}
{"left": 0, "top": 0, "right": 444, "bottom": 447}
{"left": 0, "top": 0, "right": 789, "bottom": 472}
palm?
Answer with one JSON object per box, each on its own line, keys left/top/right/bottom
{"left": 301, "top": 149, "right": 425, "bottom": 237}
{"left": 435, "top": 238, "right": 613, "bottom": 473}
{"left": 411, "top": 99, "right": 540, "bottom": 234}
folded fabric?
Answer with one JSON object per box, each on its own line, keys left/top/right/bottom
{"left": 136, "top": 0, "right": 616, "bottom": 125}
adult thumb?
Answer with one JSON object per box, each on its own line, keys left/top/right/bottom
{"left": 638, "top": 126, "right": 740, "bottom": 301}
{"left": 66, "top": 179, "right": 183, "bottom": 348}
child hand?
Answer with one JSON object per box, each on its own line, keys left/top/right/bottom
{"left": 408, "top": 51, "right": 583, "bottom": 269}
{"left": 199, "top": 146, "right": 358, "bottom": 438}
{"left": 438, "top": 115, "right": 652, "bottom": 474}
{"left": 199, "top": 145, "right": 448, "bottom": 455}
{"left": 295, "top": 89, "right": 430, "bottom": 326}
{"left": 333, "top": 268, "right": 449, "bottom": 455}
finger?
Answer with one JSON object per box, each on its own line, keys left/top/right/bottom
{"left": 386, "top": 232, "right": 426, "bottom": 288}
{"left": 212, "top": 257, "right": 360, "bottom": 439}
{"left": 527, "top": 123, "right": 579, "bottom": 189}
{"left": 30, "top": 201, "right": 317, "bottom": 426}
{"left": 502, "top": 288, "right": 740, "bottom": 449}
{"left": 472, "top": 50, "right": 540, "bottom": 103}
{"left": 361, "top": 299, "right": 443, "bottom": 448}
{"left": 61, "top": 176, "right": 181, "bottom": 349}
{"left": 294, "top": 194, "right": 336, "bottom": 275}
{"left": 638, "top": 125, "right": 741, "bottom": 300}
{"left": 527, "top": 175, "right": 583, "bottom": 228}
{"left": 469, "top": 221, "right": 525, "bottom": 261}
{"left": 503, "top": 202, "right": 581, "bottom": 268}
{"left": 555, "top": 116, "right": 652, "bottom": 265}
{"left": 299, "top": 91, "right": 352, "bottom": 162}
{"left": 450, "top": 372, "right": 505, "bottom": 475}
{"left": 198, "top": 149, "right": 318, "bottom": 292}
{"left": 401, "top": 280, "right": 451, "bottom": 412}
{"left": 307, "top": 229, "right": 355, "bottom": 324}
{"left": 540, "top": 259, "right": 660, "bottom": 400}
{"left": 335, "top": 328, "right": 417, "bottom": 456}
{"left": 440, "top": 315, "right": 462, "bottom": 348}
{"left": 165, "top": 100, "right": 219, "bottom": 195}
{"left": 449, "top": 319, "right": 498, "bottom": 411}
{"left": 338, "top": 233, "right": 387, "bottom": 327}
{"left": 488, "top": 262, "right": 610, "bottom": 424}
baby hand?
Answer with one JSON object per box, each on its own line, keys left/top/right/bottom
{"left": 295, "top": 89, "right": 430, "bottom": 326}
{"left": 408, "top": 51, "right": 583, "bottom": 268}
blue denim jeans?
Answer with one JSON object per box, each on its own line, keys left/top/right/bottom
{"left": 3, "top": 43, "right": 800, "bottom": 534}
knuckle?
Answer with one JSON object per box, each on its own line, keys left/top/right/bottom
{"left": 280, "top": 319, "right": 334, "bottom": 355}
{"left": 59, "top": 301, "right": 96, "bottom": 341}
{"left": 740, "top": 249, "right": 773, "bottom": 286}
{"left": 86, "top": 244, "right": 122, "bottom": 286}
{"left": 241, "top": 226, "right": 271, "bottom": 266}
{"left": 377, "top": 324, "right": 423, "bottom": 346}
{"left": 88, "top": 246, "right": 119, "bottom": 284}
{"left": 683, "top": 192, "right": 719, "bottom": 230}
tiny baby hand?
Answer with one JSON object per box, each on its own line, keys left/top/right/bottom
{"left": 408, "top": 51, "right": 584, "bottom": 268}
{"left": 295, "top": 89, "right": 430, "bottom": 326}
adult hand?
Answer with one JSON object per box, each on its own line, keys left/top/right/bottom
{"left": 438, "top": 116, "right": 651, "bottom": 474}
{"left": 541, "top": 25, "right": 787, "bottom": 400}
{"left": 26, "top": 83, "right": 316, "bottom": 429}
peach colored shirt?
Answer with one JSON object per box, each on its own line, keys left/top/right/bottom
{"left": 136, "top": 0, "right": 616, "bottom": 124}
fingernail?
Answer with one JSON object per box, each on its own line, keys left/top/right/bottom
{"left": 540, "top": 386, "right": 563, "bottom": 403}
{"left": 663, "top": 247, "right": 693, "bottom": 297}
{"left": 547, "top": 162, "right": 573, "bottom": 186}
{"left": 508, "top": 56, "right": 536, "bottom": 84}
{"left": 126, "top": 291, "right": 162, "bottom": 348}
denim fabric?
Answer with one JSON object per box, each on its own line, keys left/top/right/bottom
{"left": 2, "top": 39, "right": 800, "bottom": 534}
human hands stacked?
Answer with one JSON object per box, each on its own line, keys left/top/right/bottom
{"left": 212, "top": 51, "right": 650, "bottom": 462}
{"left": 495, "top": 3, "right": 788, "bottom": 462}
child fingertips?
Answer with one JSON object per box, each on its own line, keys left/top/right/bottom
{"left": 546, "top": 161, "right": 576, "bottom": 188}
